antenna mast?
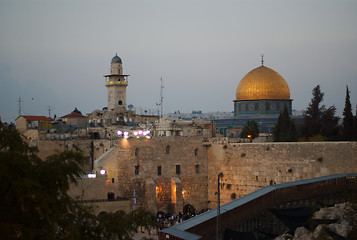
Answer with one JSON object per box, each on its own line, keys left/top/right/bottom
{"left": 160, "top": 77, "right": 164, "bottom": 118}
{"left": 156, "top": 77, "right": 164, "bottom": 118}
{"left": 18, "top": 97, "right": 22, "bottom": 116}
{"left": 48, "top": 106, "right": 54, "bottom": 118}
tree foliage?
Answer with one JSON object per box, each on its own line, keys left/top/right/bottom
{"left": 301, "top": 85, "right": 340, "bottom": 140}
{"left": 240, "top": 120, "right": 259, "bottom": 139}
{"left": 273, "top": 105, "right": 297, "bottom": 142}
{"left": 0, "top": 124, "right": 154, "bottom": 240}
{"left": 342, "top": 85, "right": 356, "bottom": 140}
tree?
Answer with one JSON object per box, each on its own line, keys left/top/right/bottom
{"left": 0, "top": 123, "right": 96, "bottom": 239}
{"left": 342, "top": 85, "right": 355, "bottom": 140}
{"left": 98, "top": 211, "right": 134, "bottom": 240}
{"left": 0, "top": 123, "right": 151, "bottom": 239}
{"left": 132, "top": 208, "right": 156, "bottom": 234}
{"left": 273, "top": 105, "right": 297, "bottom": 142}
{"left": 301, "top": 85, "right": 340, "bottom": 140}
{"left": 240, "top": 120, "right": 259, "bottom": 139}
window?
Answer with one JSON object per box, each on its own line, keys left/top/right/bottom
{"left": 135, "top": 165, "right": 139, "bottom": 175}
{"left": 166, "top": 145, "right": 170, "bottom": 154}
{"left": 195, "top": 164, "right": 199, "bottom": 174}
{"left": 176, "top": 165, "right": 180, "bottom": 175}
{"left": 157, "top": 166, "right": 162, "bottom": 176}
{"left": 194, "top": 148, "right": 198, "bottom": 156}
{"left": 135, "top": 148, "right": 139, "bottom": 157}
{"left": 118, "top": 100, "right": 122, "bottom": 105}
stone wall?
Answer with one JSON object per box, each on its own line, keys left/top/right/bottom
{"left": 38, "top": 135, "right": 357, "bottom": 215}
{"left": 36, "top": 139, "right": 112, "bottom": 171}
{"left": 95, "top": 136, "right": 209, "bottom": 213}
{"left": 207, "top": 139, "right": 357, "bottom": 208}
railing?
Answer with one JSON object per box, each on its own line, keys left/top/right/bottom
{"left": 75, "top": 197, "right": 129, "bottom": 203}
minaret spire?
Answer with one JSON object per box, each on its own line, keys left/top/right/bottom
{"left": 261, "top": 54, "right": 264, "bottom": 66}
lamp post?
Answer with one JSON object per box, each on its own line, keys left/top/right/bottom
{"left": 216, "top": 174, "right": 221, "bottom": 240}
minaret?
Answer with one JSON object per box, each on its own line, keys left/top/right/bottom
{"left": 104, "top": 54, "right": 129, "bottom": 111}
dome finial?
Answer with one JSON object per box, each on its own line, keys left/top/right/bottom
{"left": 261, "top": 54, "right": 264, "bottom": 66}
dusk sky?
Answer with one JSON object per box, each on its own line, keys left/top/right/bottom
{"left": 1, "top": 0, "right": 356, "bottom": 122}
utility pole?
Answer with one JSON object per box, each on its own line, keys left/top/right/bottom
{"left": 216, "top": 174, "right": 221, "bottom": 240}
{"left": 18, "top": 97, "right": 22, "bottom": 116}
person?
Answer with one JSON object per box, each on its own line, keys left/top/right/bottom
{"left": 148, "top": 224, "right": 151, "bottom": 235}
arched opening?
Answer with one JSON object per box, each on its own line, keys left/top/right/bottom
{"left": 166, "top": 145, "right": 170, "bottom": 154}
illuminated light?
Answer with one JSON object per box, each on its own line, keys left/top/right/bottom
{"left": 247, "top": 135, "right": 252, "bottom": 138}
{"left": 123, "top": 131, "right": 129, "bottom": 136}
{"left": 146, "top": 136, "right": 151, "bottom": 139}
{"left": 117, "top": 130, "right": 122, "bottom": 135}
{"left": 143, "top": 131, "right": 148, "bottom": 136}
{"left": 88, "top": 173, "right": 96, "bottom": 178}
{"left": 124, "top": 135, "right": 129, "bottom": 139}
{"left": 133, "top": 131, "right": 138, "bottom": 136}
{"left": 100, "top": 169, "right": 106, "bottom": 175}
{"left": 138, "top": 130, "right": 143, "bottom": 135}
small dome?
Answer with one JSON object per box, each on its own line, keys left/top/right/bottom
{"left": 235, "top": 65, "right": 290, "bottom": 101}
{"left": 111, "top": 54, "right": 122, "bottom": 64}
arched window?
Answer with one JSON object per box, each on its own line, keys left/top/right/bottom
{"left": 194, "top": 148, "right": 198, "bottom": 156}
{"left": 166, "top": 145, "right": 170, "bottom": 154}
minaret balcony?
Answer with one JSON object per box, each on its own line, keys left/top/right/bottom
{"left": 105, "top": 81, "right": 128, "bottom": 86}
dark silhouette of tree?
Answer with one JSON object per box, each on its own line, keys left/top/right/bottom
{"left": 301, "top": 85, "right": 340, "bottom": 140}
{"left": 98, "top": 211, "right": 134, "bottom": 240}
{"left": 240, "top": 120, "right": 259, "bottom": 139}
{"left": 132, "top": 207, "right": 156, "bottom": 234}
{"left": 342, "top": 85, "right": 355, "bottom": 140}
{"left": 0, "top": 124, "right": 141, "bottom": 239}
{"left": 273, "top": 105, "right": 297, "bottom": 142}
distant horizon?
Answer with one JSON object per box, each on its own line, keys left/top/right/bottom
{"left": 1, "top": 1, "right": 356, "bottom": 123}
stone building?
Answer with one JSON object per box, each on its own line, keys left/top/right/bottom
{"left": 15, "top": 115, "right": 53, "bottom": 133}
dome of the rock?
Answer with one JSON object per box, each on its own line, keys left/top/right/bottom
{"left": 235, "top": 65, "right": 290, "bottom": 101}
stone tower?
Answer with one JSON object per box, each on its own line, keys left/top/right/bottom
{"left": 105, "top": 54, "right": 129, "bottom": 111}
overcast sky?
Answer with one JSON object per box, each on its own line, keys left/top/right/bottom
{"left": 1, "top": 0, "right": 356, "bottom": 122}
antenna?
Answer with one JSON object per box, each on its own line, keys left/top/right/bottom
{"left": 48, "top": 106, "right": 54, "bottom": 118}
{"left": 160, "top": 77, "right": 164, "bottom": 118}
{"left": 156, "top": 77, "right": 164, "bottom": 118}
{"left": 261, "top": 54, "right": 264, "bottom": 66}
{"left": 18, "top": 97, "right": 22, "bottom": 116}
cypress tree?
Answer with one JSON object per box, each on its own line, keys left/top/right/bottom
{"left": 273, "top": 105, "right": 297, "bottom": 142}
{"left": 342, "top": 85, "right": 354, "bottom": 140}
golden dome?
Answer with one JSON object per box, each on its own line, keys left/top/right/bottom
{"left": 235, "top": 65, "right": 290, "bottom": 101}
